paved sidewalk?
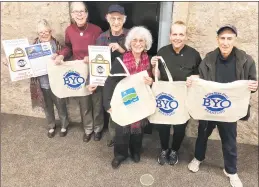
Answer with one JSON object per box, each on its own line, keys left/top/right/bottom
{"left": 1, "top": 113, "right": 258, "bottom": 187}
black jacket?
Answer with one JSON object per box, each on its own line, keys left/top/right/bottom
{"left": 199, "top": 47, "right": 257, "bottom": 82}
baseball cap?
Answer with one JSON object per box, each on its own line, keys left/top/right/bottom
{"left": 217, "top": 24, "right": 237, "bottom": 36}
{"left": 107, "top": 4, "right": 125, "bottom": 15}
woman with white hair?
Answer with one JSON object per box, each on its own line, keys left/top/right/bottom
{"left": 103, "top": 26, "right": 154, "bottom": 169}
{"left": 52, "top": 2, "right": 103, "bottom": 142}
{"left": 30, "top": 19, "right": 69, "bottom": 138}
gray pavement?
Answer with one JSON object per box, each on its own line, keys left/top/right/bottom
{"left": 1, "top": 113, "right": 258, "bottom": 187}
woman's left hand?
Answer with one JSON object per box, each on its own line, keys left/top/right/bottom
{"left": 143, "top": 76, "right": 153, "bottom": 86}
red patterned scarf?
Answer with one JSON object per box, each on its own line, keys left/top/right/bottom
{"left": 122, "top": 51, "right": 151, "bottom": 76}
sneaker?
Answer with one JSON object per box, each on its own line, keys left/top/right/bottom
{"left": 157, "top": 149, "right": 168, "bottom": 165}
{"left": 223, "top": 169, "right": 243, "bottom": 187}
{"left": 59, "top": 128, "right": 68, "bottom": 137}
{"left": 188, "top": 158, "right": 201, "bottom": 173}
{"left": 168, "top": 149, "right": 178, "bottom": 165}
{"left": 47, "top": 128, "right": 55, "bottom": 138}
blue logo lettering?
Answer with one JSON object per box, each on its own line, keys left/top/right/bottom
{"left": 63, "top": 71, "right": 85, "bottom": 90}
{"left": 156, "top": 93, "right": 178, "bottom": 116}
{"left": 203, "top": 92, "right": 231, "bottom": 114}
{"left": 121, "top": 88, "right": 139, "bottom": 106}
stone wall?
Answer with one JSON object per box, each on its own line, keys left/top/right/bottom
{"left": 173, "top": 2, "right": 258, "bottom": 145}
{"left": 1, "top": 2, "right": 258, "bottom": 145}
{"left": 1, "top": 2, "right": 70, "bottom": 117}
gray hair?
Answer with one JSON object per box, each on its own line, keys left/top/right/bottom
{"left": 125, "top": 26, "right": 153, "bottom": 51}
{"left": 37, "top": 19, "right": 51, "bottom": 32}
{"left": 70, "top": 2, "right": 88, "bottom": 13}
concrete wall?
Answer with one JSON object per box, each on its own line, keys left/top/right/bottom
{"left": 1, "top": 2, "right": 70, "bottom": 117}
{"left": 1, "top": 2, "right": 258, "bottom": 145}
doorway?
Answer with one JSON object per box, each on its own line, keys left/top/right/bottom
{"left": 85, "top": 2, "right": 160, "bottom": 56}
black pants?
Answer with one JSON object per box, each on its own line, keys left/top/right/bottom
{"left": 114, "top": 124, "right": 143, "bottom": 159}
{"left": 158, "top": 121, "right": 188, "bottom": 151}
{"left": 195, "top": 120, "right": 237, "bottom": 174}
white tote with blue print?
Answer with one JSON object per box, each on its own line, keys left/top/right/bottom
{"left": 47, "top": 60, "right": 91, "bottom": 98}
{"left": 148, "top": 57, "right": 190, "bottom": 125}
{"left": 110, "top": 57, "right": 156, "bottom": 126}
{"left": 186, "top": 79, "right": 251, "bottom": 122}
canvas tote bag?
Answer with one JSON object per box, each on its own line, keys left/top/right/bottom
{"left": 148, "top": 57, "right": 190, "bottom": 125}
{"left": 47, "top": 60, "right": 91, "bottom": 98}
{"left": 110, "top": 57, "right": 156, "bottom": 126}
{"left": 186, "top": 78, "right": 251, "bottom": 122}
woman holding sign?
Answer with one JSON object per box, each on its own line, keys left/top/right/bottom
{"left": 52, "top": 2, "right": 103, "bottom": 142}
{"left": 103, "top": 26, "right": 154, "bottom": 169}
{"left": 30, "top": 19, "right": 69, "bottom": 138}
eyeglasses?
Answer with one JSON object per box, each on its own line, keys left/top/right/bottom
{"left": 110, "top": 16, "right": 123, "bottom": 22}
{"left": 72, "top": 10, "right": 86, "bottom": 15}
{"left": 38, "top": 30, "right": 50, "bottom": 36}
{"left": 131, "top": 39, "right": 145, "bottom": 44}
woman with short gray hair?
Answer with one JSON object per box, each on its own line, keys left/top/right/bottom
{"left": 103, "top": 26, "right": 154, "bottom": 169}
{"left": 30, "top": 19, "right": 69, "bottom": 138}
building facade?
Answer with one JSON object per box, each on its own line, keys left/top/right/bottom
{"left": 1, "top": 2, "right": 258, "bottom": 144}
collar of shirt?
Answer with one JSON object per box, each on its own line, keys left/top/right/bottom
{"left": 218, "top": 47, "right": 235, "bottom": 62}
{"left": 170, "top": 44, "right": 186, "bottom": 56}
{"left": 107, "top": 28, "right": 127, "bottom": 40}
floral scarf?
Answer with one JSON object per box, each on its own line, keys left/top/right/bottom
{"left": 30, "top": 36, "right": 62, "bottom": 109}
{"left": 122, "top": 51, "right": 152, "bottom": 134}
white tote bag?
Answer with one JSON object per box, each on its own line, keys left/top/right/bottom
{"left": 47, "top": 60, "right": 91, "bottom": 98}
{"left": 148, "top": 57, "right": 190, "bottom": 125}
{"left": 186, "top": 79, "right": 251, "bottom": 122}
{"left": 110, "top": 57, "right": 157, "bottom": 126}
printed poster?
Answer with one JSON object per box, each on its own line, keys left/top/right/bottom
{"left": 88, "top": 45, "right": 111, "bottom": 86}
{"left": 25, "top": 42, "right": 53, "bottom": 77}
{"left": 2, "top": 39, "right": 33, "bottom": 81}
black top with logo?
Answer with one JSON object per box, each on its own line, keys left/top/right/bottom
{"left": 157, "top": 44, "right": 202, "bottom": 81}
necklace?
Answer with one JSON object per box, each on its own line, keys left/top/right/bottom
{"left": 76, "top": 24, "right": 88, "bottom": 36}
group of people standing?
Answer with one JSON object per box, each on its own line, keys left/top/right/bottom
{"left": 30, "top": 2, "right": 257, "bottom": 187}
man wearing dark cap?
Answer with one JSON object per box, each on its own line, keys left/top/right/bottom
{"left": 95, "top": 4, "right": 129, "bottom": 147}
{"left": 187, "top": 24, "right": 258, "bottom": 187}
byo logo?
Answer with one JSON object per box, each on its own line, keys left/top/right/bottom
{"left": 156, "top": 93, "right": 178, "bottom": 116}
{"left": 63, "top": 71, "right": 85, "bottom": 90}
{"left": 17, "top": 59, "right": 26, "bottom": 67}
{"left": 203, "top": 92, "right": 231, "bottom": 114}
{"left": 97, "top": 66, "right": 104, "bottom": 74}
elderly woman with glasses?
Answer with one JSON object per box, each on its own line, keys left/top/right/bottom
{"left": 30, "top": 19, "right": 69, "bottom": 138}
{"left": 103, "top": 26, "right": 154, "bottom": 169}
{"left": 52, "top": 2, "right": 103, "bottom": 142}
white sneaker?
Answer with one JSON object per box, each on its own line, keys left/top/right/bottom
{"left": 188, "top": 158, "right": 201, "bottom": 173}
{"left": 223, "top": 169, "right": 243, "bottom": 187}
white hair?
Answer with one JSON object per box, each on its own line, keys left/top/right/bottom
{"left": 125, "top": 26, "right": 153, "bottom": 51}
{"left": 37, "top": 19, "right": 51, "bottom": 32}
{"left": 70, "top": 2, "right": 87, "bottom": 13}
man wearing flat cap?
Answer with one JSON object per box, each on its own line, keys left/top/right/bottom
{"left": 187, "top": 24, "right": 258, "bottom": 187}
{"left": 95, "top": 4, "right": 129, "bottom": 147}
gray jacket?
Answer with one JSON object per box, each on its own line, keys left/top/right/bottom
{"left": 199, "top": 47, "right": 257, "bottom": 82}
